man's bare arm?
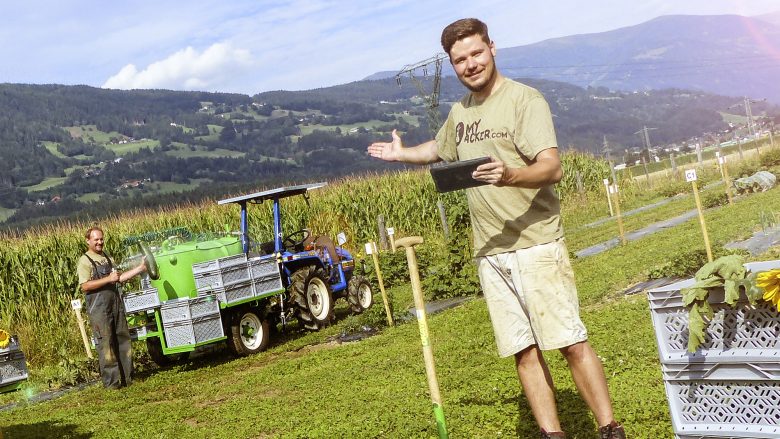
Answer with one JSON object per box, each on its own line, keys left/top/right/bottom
{"left": 367, "top": 129, "right": 442, "bottom": 165}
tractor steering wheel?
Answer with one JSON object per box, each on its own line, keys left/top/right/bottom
{"left": 139, "top": 242, "right": 159, "bottom": 280}
{"left": 282, "top": 229, "right": 310, "bottom": 252}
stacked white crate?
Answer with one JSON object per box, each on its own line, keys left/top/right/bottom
{"left": 0, "top": 336, "right": 28, "bottom": 388}
{"left": 123, "top": 287, "right": 161, "bottom": 314}
{"left": 193, "top": 254, "right": 282, "bottom": 304}
{"left": 160, "top": 294, "right": 223, "bottom": 348}
{"left": 647, "top": 260, "right": 780, "bottom": 438}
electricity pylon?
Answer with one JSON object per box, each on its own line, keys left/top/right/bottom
{"left": 395, "top": 53, "right": 448, "bottom": 138}
{"left": 729, "top": 97, "right": 766, "bottom": 138}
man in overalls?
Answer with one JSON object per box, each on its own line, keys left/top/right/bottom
{"left": 77, "top": 226, "right": 147, "bottom": 389}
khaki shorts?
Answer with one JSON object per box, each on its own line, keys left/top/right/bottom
{"left": 477, "top": 238, "right": 588, "bottom": 357}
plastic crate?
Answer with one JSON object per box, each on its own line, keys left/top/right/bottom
{"left": 193, "top": 315, "right": 224, "bottom": 344}
{"left": 666, "top": 376, "right": 780, "bottom": 437}
{"left": 163, "top": 314, "right": 224, "bottom": 348}
{"left": 123, "top": 287, "right": 160, "bottom": 313}
{"left": 160, "top": 297, "right": 192, "bottom": 323}
{"left": 200, "top": 279, "right": 255, "bottom": 305}
{"left": 0, "top": 350, "right": 28, "bottom": 386}
{"left": 129, "top": 323, "right": 157, "bottom": 341}
{"left": 163, "top": 320, "right": 196, "bottom": 348}
{"left": 189, "top": 294, "right": 220, "bottom": 319}
{"left": 194, "top": 263, "right": 252, "bottom": 291}
{"left": 0, "top": 336, "right": 20, "bottom": 355}
{"left": 253, "top": 273, "right": 283, "bottom": 298}
{"left": 647, "top": 260, "right": 780, "bottom": 364}
{"left": 249, "top": 256, "right": 279, "bottom": 279}
{"left": 191, "top": 253, "right": 247, "bottom": 275}
{"left": 160, "top": 295, "right": 219, "bottom": 324}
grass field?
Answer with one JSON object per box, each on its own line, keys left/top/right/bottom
{"left": 165, "top": 144, "right": 245, "bottom": 159}
{"left": 41, "top": 141, "right": 67, "bottom": 159}
{"left": 2, "top": 151, "right": 779, "bottom": 438}
{"left": 0, "top": 207, "right": 15, "bottom": 222}
{"left": 20, "top": 176, "right": 67, "bottom": 192}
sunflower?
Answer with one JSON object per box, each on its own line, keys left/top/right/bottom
{"left": 756, "top": 269, "right": 780, "bottom": 312}
{"left": 0, "top": 329, "right": 9, "bottom": 349}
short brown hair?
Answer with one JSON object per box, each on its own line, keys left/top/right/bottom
{"left": 85, "top": 226, "right": 103, "bottom": 239}
{"left": 441, "top": 18, "right": 491, "bottom": 54}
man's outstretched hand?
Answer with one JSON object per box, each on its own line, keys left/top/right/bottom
{"left": 367, "top": 129, "right": 403, "bottom": 162}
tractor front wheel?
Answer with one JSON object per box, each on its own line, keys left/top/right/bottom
{"left": 227, "top": 308, "right": 270, "bottom": 356}
{"left": 347, "top": 275, "right": 374, "bottom": 314}
{"left": 290, "top": 267, "right": 334, "bottom": 330}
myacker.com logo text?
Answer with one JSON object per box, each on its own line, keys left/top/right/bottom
{"left": 455, "top": 119, "right": 509, "bottom": 146}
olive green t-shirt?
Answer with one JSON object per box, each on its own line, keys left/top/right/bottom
{"left": 435, "top": 79, "right": 562, "bottom": 257}
{"left": 77, "top": 250, "right": 114, "bottom": 286}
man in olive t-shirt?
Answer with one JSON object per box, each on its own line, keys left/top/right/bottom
{"left": 367, "top": 18, "right": 625, "bottom": 439}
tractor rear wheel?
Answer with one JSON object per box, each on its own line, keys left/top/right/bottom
{"left": 146, "top": 338, "right": 189, "bottom": 367}
{"left": 347, "top": 275, "right": 374, "bottom": 314}
{"left": 227, "top": 308, "right": 270, "bottom": 356}
{"left": 290, "top": 266, "right": 334, "bottom": 330}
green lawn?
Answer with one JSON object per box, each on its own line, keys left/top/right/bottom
{"left": 41, "top": 141, "right": 67, "bottom": 159}
{"left": 106, "top": 139, "right": 159, "bottom": 155}
{"left": 165, "top": 145, "right": 245, "bottom": 159}
{"left": 0, "top": 206, "right": 15, "bottom": 222}
{"left": 20, "top": 176, "right": 67, "bottom": 192}
{"left": 77, "top": 193, "right": 101, "bottom": 203}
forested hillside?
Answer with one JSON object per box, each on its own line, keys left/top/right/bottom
{"left": 1, "top": 79, "right": 777, "bottom": 230}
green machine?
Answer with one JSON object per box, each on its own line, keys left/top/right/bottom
{"left": 123, "top": 183, "right": 374, "bottom": 366}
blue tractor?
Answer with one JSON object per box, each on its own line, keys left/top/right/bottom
{"left": 218, "top": 182, "right": 374, "bottom": 334}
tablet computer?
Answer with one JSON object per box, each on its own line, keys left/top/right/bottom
{"left": 429, "top": 157, "right": 491, "bottom": 193}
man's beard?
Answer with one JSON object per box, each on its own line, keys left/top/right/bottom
{"left": 460, "top": 62, "right": 496, "bottom": 93}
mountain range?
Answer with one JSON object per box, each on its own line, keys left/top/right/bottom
{"left": 366, "top": 13, "right": 780, "bottom": 104}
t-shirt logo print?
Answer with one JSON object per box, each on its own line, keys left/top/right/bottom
{"left": 455, "top": 122, "right": 465, "bottom": 146}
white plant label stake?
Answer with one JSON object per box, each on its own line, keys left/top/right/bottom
{"left": 603, "top": 178, "right": 614, "bottom": 217}
{"left": 71, "top": 298, "right": 93, "bottom": 359}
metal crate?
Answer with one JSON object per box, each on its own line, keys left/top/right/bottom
{"left": 191, "top": 253, "right": 247, "bottom": 275}
{"left": 123, "top": 287, "right": 160, "bottom": 314}
{"left": 0, "top": 350, "right": 28, "bottom": 387}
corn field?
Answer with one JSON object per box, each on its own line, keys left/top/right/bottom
{"left": 0, "top": 152, "right": 615, "bottom": 374}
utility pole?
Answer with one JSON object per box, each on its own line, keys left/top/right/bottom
{"left": 634, "top": 126, "right": 657, "bottom": 187}
{"left": 729, "top": 97, "right": 766, "bottom": 139}
{"left": 395, "top": 53, "right": 448, "bottom": 138}
{"left": 602, "top": 136, "right": 618, "bottom": 185}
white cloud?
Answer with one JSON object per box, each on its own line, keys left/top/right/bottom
{"left": 102, "top": 43, "right": 253, "bottom": 91}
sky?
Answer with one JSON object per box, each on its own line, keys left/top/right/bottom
{"left": 1, "top": 0, "right": 778, "bottom": 95}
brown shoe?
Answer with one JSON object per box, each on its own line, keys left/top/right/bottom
{"left": 598, "top": 421, "right": 626, "bottom": 439}
{"left": 540, "top": 429, "right": 566, "bottom": 439}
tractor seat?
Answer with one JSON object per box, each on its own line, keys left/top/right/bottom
{"left": 313, "top": 235, "right": 341, "bottom": 265}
